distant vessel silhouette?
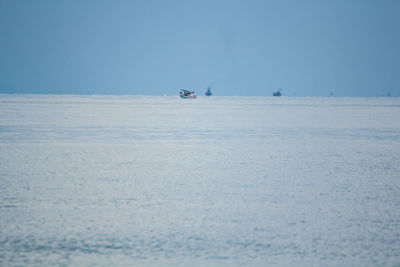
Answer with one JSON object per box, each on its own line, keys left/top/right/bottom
{"left": 205, "top": 87, "right": 212, "bottom": 96}
{"left": 180, "top": 89, "right": 197, "bottom": 99}
{"left": 273, "top": 89, "right": 282, "bottom": 97}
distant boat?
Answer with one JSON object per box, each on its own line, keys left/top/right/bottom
{"left": 180, "top": 89, "right": 197, "bottom": 99}
{"left": 273, "top": 89, "right": 282, "bottom": 97}
{"left": 205, "top": 87, "right": 212, "bottom": 96}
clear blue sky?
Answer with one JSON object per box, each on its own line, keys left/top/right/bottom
{"left": 1, "top": 0, "right": 399, "bottom": 96}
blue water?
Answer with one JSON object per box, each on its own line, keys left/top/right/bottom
{"left": 1, "top": 95, "right": 400, "bottom": 266}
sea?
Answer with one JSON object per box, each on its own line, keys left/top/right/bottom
{"left": 0, "top": 94, "right": 399, "bottom": 266}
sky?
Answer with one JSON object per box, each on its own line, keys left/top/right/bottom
{"left": 0, "top": 0, "right": 399, "bottom": 96}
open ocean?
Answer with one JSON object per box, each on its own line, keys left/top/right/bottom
{"left": 0, "top": 94, "right": 399, "bottom": 266}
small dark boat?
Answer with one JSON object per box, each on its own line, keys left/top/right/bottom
{"left": 273, "top": 89, "right": 282, "bottom": 97}
{"left": 205, "top": 87, "right": 212, "bottom": 96}
{"left": 180, "top": 89, "right": 197, "bottom": 99}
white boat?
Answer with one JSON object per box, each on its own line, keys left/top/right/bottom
{"left": 180, "top": 89, "right": 197, "bottom": 99}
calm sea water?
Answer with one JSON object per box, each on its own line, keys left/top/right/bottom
{"left": 1, "top": 94, "right": 400, "bottom": 266}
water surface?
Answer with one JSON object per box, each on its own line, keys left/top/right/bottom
{"left": 1, "top": 95, "right": 399, "bottom": 266}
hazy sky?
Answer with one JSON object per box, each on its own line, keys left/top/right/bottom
{"left": 1, "top": 0, "right": 399, "bottom": 96}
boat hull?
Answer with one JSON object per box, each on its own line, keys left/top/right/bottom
{"left": 180, "top": 95, "right": 197, "bottom": 99}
